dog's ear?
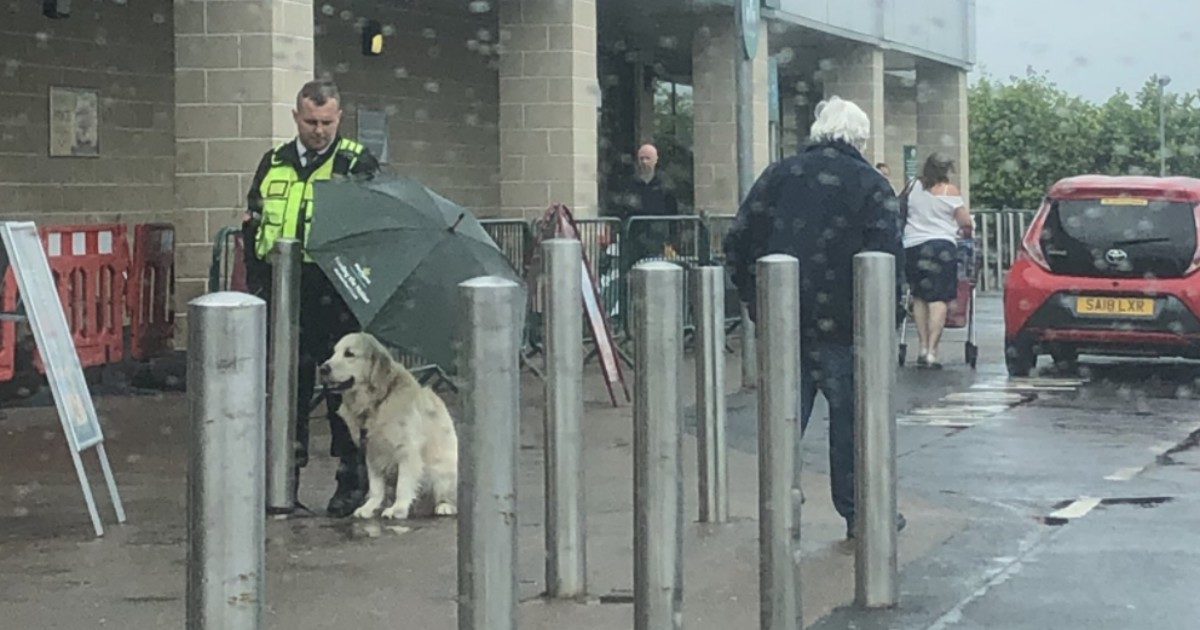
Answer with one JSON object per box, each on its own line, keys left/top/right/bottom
{"left": 364, "top": 340, "right": 392, "bottom": 394}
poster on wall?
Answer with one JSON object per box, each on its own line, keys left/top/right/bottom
{"left": 903, "top": 145, "right": 918, "bottom": 182}
{"left": 49, "top": 87, "right": 99, "bottom": 157}
{"left": 357, "top": 108, "right": 389, "bottom": 164}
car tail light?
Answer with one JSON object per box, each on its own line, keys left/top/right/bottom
{"left": 1188, "top": 204, "right": 1200, "bottom": 276}
{"left": 1020, "top": 203, "right": 1052, "bottom": 271}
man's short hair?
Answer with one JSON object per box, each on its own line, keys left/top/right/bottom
{"left": 809, "top": 96, "right": 870, "bottom": 150}
{"left": 297, "top": 80, "right": 341, "bottom": 108}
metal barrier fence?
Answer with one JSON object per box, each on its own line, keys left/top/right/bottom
{"left": 481, "top": 218, "right": 544, "bottom": 374}
{"left": 974, "top": 209, "right": 1037, "bottom": 292}
{"left": 621, "top": 216, "right": 709, "bottom": 338}
{"left": 211, "top": 213, "right": 767, "bottom": 372}
{"left": 575, "top": 218, "right": 623, "bottom": 328}
{"left": 480, "top": 219, "right": 531, "bottom": 278}
{"left": 702, "top": 214, "right": 743, "bottom": 325}
{"left": 208, "top": 226, "right": 243, "bottom": 293}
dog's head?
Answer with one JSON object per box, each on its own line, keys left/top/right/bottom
{"left": 319, "top": 332, "right": 393, "bottom": 394}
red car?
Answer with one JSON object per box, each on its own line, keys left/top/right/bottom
{"left": 1004, "top": 176, "right": 1200, "bottom": 376}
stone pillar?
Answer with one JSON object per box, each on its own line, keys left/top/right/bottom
{"left": 916, "top": 61, "right": 970, "bottom": 205}
{"left": 692, "top": 18, "right": 770, "bottom": 215}
{"left": 822, "top": 45, "right": 885, "bottom": 166}
{"left": 884, "top": 74, "right": 917, "bottom": 191}
{"left": 174, "top": 0, "right": 314, "bottom": 333}
{"left": 634, "top": 61, "right": 656, "bottom": 146}
{"left": 779, "top": 77, "right": 801, "bottom": 157}
{"left": 498, "top": 0, "right": 599, "bottom": 220}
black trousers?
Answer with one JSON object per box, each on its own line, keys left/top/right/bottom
{"left": 249, "top": 258, "right": 360, "bottom": 468}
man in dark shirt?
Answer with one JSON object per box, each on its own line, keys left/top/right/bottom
{"left": 619, "top": 144, "right": 680, "bottom": 264}
{"left": 725, "top": 96, "right": 905, "bottom": 539}
{"left": 621, "top": 143, "right": 679, "bottom": 218}
{"left": 241, "top": 80, "right": 380, "bottom": 517}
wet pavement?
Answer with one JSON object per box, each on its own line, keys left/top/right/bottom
{"left": 1, "top": 295, "right": 1199, "bottom": 628}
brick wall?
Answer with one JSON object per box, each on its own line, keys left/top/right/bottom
{"left": 692, "top": 19, "right": 770, "bottom": 215}
{"left": 172, "top": 0, "right": 315, "bottom": 342}
{"left": 885, "top": 74, "right": 917, "bottom": 191}
{"left": 821, "top": 44, "right": 885, "bottom": 166}
{"left": 497, "top": 0, "right": 600, "bottom": 220}
{"left": 0, "top": 1, "right": 175, "bottom": 227}
{"left": 316, "top": 0, "right": 500, "bottom": 215}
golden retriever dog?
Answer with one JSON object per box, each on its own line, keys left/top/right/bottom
{"left": 319, "top": 333, "right": 458, "bottom": 520}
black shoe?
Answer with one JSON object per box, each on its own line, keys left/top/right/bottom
{"left": 846, "top": 512, "right": 907, "bottom": 540}
{"left": 326, "top": 457, "right": 366, "bottom": 518}
{"left": 326, "top": 490, "right": 364, "bottom": 518}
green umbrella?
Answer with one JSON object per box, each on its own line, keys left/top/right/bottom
{"left": 307, "top": 177, "right": 523, "bottom": 370}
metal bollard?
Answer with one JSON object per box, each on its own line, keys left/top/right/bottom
{"left": 631, "top": 261, "right": 684, "bottom": 630}
{"left": 755, "top": 255, "right": 802, "bottom": 630}
{"left": 1007, "top": 212, "right": 1018, "bottom": 273}
{"left": 457, "top": 276, "right": 524, "bottom": 630}
{"left": 266, "top": 238, "right": 299, "bottom": 514}
{"left": 693, "top": 266, "right": 728, "bottom": 523}
{"left": 187, "top": 292, "right": 267, "bottom": 630}
{"left": 853, "top": 252, "right": 898, "bottom": 608}
{"left": 980, "top": 216, "right": 990, "bottom": 291}
{"left": 735, "top": 0, "right": 758, "bottom": 392}
{"left": 542, "top": 239, "right": 587, "bottom": 598}
{"left": 740, "top": 305, "right": 758, "bottom": 388}
{"left": 995, "top": 214, "right": 1005, "bottom": 288}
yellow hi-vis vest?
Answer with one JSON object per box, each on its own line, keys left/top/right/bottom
{"left": 254, "top": 138, "right": 365, "bottom": 261}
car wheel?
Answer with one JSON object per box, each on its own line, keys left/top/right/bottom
{"left": 1005, "top": 339, "right": 1036, "bottom": 377}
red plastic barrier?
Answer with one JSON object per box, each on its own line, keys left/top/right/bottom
{"left": 230, "top": 231, "right": 248, "bottom": 292}
{"left": 0, "top": 269, "right": 15, "bottom": 382}
{"left": 36, "top": 224, "right": 130, "bottom": 370}
{"left": 128, "top": 223, "right": 176, "bottom": 360}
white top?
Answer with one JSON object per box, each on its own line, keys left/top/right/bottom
{"left": 295, "top": 138, "right": 333, "bottom": 167}
{"left": 903, "top": 180, "right": 965, "bottom": 249}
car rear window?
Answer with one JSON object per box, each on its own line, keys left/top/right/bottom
{"left": 1039, "top": 198, "right": 1198, "bottom": 279}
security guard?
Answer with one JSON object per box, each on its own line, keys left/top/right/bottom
{"left": 242, "top": 79, "right": 380, "bottom": 517}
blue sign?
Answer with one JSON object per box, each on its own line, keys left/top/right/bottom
{"left": 768, "top": 57, "right": 780, "bottom": 123}
{"left": 739, "top": 0, "right": 760, "bottom": 60}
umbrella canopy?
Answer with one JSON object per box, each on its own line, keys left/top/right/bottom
{"left": 307, "top": 177, "right": 523, "bottom": 370}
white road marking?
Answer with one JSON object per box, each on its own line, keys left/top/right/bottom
{"left": 1008, "top": 377, "right": 1088, "bottom": 387}
{"left": 942, "top": 391, "right": 1027, "bottom": 404}
{"left": 970, "top": 383, "right": 1076, "bottom": 392}
{"left": 923, "top": 419, "right": 980, "bottom": 428}
{"left": 902, "top": 377, "right": 1081, "bottom": 427}
{"left": 1149, "top": 441, "right": 1177, "bottom": 455}
{"left": 1049, "top": 496, "right": 1102, "bottom": 520}
{"left": 1104, "top": 467, "right": 1143, "bottom": 481}
{"left": 969, "top": 376, "right": 1087, "bottom": 393}
{"left": 908, "top": 405, "right": 1012, "bottom": 416}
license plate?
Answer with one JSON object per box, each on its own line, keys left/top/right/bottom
{"left": 1076, "top": 296, "right": 1155, "bottom": 317}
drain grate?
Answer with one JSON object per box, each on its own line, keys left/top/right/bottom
{"left": 1158, "top": 427, "right": 1200, "bottom": 465}
{"left": 1041, "top": 495, "right": 1174, "bottom": 526}
{"left": 1099, "top": 496, "right": 1174, "bottom": 508}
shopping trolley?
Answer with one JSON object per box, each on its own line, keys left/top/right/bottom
{"left": 899, "top": 237, "right": 980, "bottom": 368}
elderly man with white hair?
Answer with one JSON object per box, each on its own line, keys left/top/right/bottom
{"left": 725, "top": 96, "right": 906, "bottom": 541}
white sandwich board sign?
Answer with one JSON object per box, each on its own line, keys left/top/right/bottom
{"left": 0, "top": 222, "right": 125, "bottom": 536}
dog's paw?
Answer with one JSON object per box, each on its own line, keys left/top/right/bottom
{"left": 381, "top": 505, "right": 410, "bottom": 520}
{"left": 352, "top": 505, "right": 376, "bottom": 519}
{"left": 434, "top": 502, "right": 458, "bottom": 517}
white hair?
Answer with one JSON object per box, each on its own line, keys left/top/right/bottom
{"left": 809, "top": 96, "right": 871, "bottom": 150}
